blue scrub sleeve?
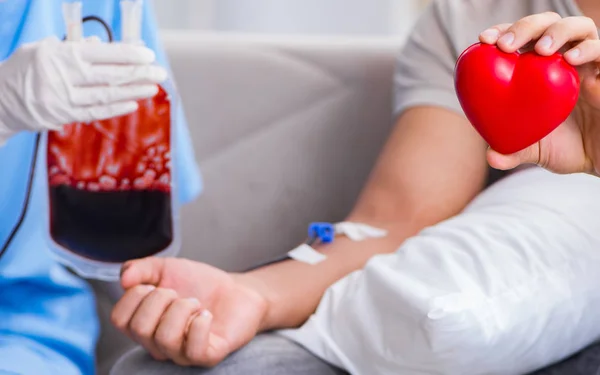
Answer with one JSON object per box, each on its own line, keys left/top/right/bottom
{"left": 0, "top": 3, "right": 202, "bottom": 374}
{"left": 0, "top": 264, "right": 98, "bottom": 375}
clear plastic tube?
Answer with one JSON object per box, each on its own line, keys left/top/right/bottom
{"left": 121, "top": 0, "right": 144, "bottom": 45}
{"left": 62, "top": 1, "right": 83, "bottom": 42}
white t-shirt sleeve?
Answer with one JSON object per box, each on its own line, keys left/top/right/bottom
{"left": 393, "top": 0, "right": 466, "bottom": 119}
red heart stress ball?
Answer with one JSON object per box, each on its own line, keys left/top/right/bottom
{"left": 454, "top": 42, "right": 580, "bottom": 154}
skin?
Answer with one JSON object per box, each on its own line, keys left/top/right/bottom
{"left": 111, "top": 0, "right": 600, "bottom": 368}
{"left": 484, "top": 1, "right": 600, "bottom": 176}
{"left": 112, "top": 106, "right": 487, "bottom": 367}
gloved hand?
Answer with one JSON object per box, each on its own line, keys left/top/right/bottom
{"left": 0, "top": 36, "right": 167, "bottom": 144}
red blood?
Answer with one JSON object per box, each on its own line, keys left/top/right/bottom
{"left": 47, "top": 86, "right": 172, "bottom": 192}
{"left": 99, "top": 175, "right": 117, "bottom": 190}
{"left": 46, "top": 85, "right": 175, "bottom": 263}
{"left": 120, "top": 178, "right": 131, "bottom": 188}
{"left": 50, "top": 174, "right": 71, "bottom": 186}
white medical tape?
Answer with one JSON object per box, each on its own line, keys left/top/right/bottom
{"left": 334, "top": 222, "right": 388, "bottom": 241}
{"left": 287, "top": 222, "right": 388, "bottom": 265}
{"left": 288, "top": 244, "right": 327, "bottom": 265}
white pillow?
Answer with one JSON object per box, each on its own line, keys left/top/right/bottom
{"left": 279, "top": 167, "right": 600, "bottom": 375}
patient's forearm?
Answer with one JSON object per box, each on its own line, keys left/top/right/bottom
{"left": 247, "top": 107, "right": 489, "bottom": 331}
{"left": 246, "top": 223, "right": 415, "bottom": 332}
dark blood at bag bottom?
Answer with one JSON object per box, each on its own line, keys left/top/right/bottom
{"left": 49, "top": 186, "right": 173, "bottom": 263}
{"left": 47, "top": 86, "right": 174, "bottom": 263}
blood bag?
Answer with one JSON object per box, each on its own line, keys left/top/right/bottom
{"left": 44, "top": 0, "right": 181, "bottom": 280}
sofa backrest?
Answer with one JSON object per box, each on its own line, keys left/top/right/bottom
{"left": 95, "top": 32, "right": 403, "bottom": 374}
{"left": 162, "top": 31, "right": 401, "bottom": 271}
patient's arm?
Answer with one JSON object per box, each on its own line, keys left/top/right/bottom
{"left": 114, "top": 2, "right": 496, "bottom": 365}
{"left": 114, "top": 105, "right": 491, "bottom": 366}
{"left": 249, "top": 105, "right": 489, "bottom": 331}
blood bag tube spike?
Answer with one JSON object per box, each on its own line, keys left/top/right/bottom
{"left": 121, "top": 0, "right": 144, "bottom": 45}
{"left": 62, "top": 1, "right": 83, "bottom": 42}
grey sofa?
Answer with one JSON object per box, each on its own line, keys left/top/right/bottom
{"left": 93, "top": 31, "right": 402, "bottom": 374}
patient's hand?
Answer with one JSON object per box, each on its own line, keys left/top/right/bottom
{"left": 479, "top": 12, "right": 600, "bottom": 175}
{"left": 111, "top": 257, "right": 269, "bottom": 367}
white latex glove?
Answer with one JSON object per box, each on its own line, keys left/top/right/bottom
{"left": 0, "top": 36, "right": 168, "bottom": 144}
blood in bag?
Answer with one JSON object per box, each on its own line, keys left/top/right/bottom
{"left": 46, "top": 86, "right": 177, "bottom": 268}
{"left": 43, "top": 0, "right": 181, "bottom": 281}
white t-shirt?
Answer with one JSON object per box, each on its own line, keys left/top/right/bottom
{"left": 394, "top": 0, "right": 582, "bottom": 117}
{"left": 393, "top": 0, "right": 583, "bottom": 185}
{"left": 280, "top": 1, "right": 600, "bottom": 374}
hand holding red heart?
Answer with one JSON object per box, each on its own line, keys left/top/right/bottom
{"left": 460, "top": 12, "right": 600, "bottom": 175}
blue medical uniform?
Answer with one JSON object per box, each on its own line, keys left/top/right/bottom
{"left": 0, "top": 1, "right": 202, "bottom": 374}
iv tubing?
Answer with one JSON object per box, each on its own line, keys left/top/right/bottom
{"left": 62, "top": 1, "right": 83, "bottom": 41}
{"left": 121, "top": 0, "right": 144, "bottom": 45}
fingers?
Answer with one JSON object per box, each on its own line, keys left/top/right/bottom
{"left": 564, "top": 39, "right": 600, "bottom": 67}
{"left": 495, "top": 12, "right": 563, "bottom": 53}
{"left": 580, "top": 65, "right": 600, "bottom": 108}
{"left": 112, "top": 287, "right": 213, "bottom": 366}
{"left": 120, "top": 257, "right": 166, "bottom": 290}
{"left": 479, "top": 23, "right": 511, "bottom": 44}
{"left": 111, "top": 284, "right": 157, "bottom": 338}
{"left": 80, "top": 64, "right": 168, "bottom": 86}
{"left": 486, "top": 145, "right": 540, "bottom": 170}
{"left": 72, "top": 101, "right": 139, "bottom": 124}
{"left": 480, "top": 14, "right": 599, "bottom": 57}
{"left": 72, "top": 84, "right": 158, "bottom": 106}
{"left": 185, "top": 310, "right": 228, "bottom": 368}
{"left": 534, "top": 16, "right": 598, "bottom": 56}
{"left": 128, "top": 288, "right": 179, "bottom": 360}
{"left": 154, "top": 298, "right": 203, "bottom": 365}
{"left": 79, "top": 42, "right": 157, "bottom": 65}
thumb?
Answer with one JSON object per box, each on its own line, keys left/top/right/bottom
{"left": 120, "top": 257, "right": 166, "bottom": 290}
{"left": 486, "top": 144, "right": 540, "bottom": 170}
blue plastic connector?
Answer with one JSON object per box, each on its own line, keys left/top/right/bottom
{"left": 308, "top": 222, "right": 335, "bottom": 244}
